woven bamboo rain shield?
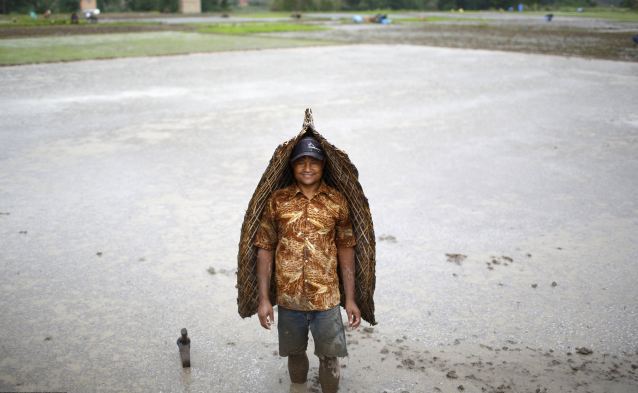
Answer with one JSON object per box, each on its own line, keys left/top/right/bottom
{"left": 237, "top": 108, "right": 377, "bottom": 325}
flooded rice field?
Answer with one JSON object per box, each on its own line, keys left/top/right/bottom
{"left": 1, "top": 45, "right": 637, "bottom": 392}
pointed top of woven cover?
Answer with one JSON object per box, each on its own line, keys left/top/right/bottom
{"left": 237, "top": 108, "right": 377, "bottom": 325}
{"left": 303, "top": 108, "right": 315, "bottom": 130}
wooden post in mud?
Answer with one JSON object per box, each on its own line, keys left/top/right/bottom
{"left": 177, "top": 328, "right": 191, "bottom": 368}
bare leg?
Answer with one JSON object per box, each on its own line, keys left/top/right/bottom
{"left": 318, "top": 356, "right": 340, "bottom": 393}
{"left": 288, "top": 352, "right": 309, "bottom": 383}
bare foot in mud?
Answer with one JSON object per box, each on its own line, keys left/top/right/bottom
{"left": 289, "top": 382, "right": 308, "bottom": 393}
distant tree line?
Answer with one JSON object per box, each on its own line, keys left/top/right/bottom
{"left": 1, "top": 0, "right": 80, "bottom": 13}
{"left": 0, "top": 0, "right": 232, "bottom": 13}
{"left": 1, "top": 0, "right": 634, "bottom": 13}
{"left": 271, "top": 0, "right": 604, "bottom": 10}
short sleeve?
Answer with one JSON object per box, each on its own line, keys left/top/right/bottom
{"left": 254, "top": 196, "right": 277, "bottom": 250}
{"left": 335, "top": 196, "right": 356, "bottom": 248}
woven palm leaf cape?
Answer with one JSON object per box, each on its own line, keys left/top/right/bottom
{"left": 236, "top": 108, "right": 377, "bottom": 325}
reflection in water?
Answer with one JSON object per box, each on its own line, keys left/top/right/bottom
{"left": 289, "top": 382, "right": 307, "bottom": 393}
{"left": 179, "top": 367, "right": 191, "bottom": 392}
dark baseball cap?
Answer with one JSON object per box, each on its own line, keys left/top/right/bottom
{"left": 290, "top": 136, "right": 325, "bottom": 163}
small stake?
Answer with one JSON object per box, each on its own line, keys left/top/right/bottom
{"left": 177, "top": 328, "right": 191, "bottom": 368}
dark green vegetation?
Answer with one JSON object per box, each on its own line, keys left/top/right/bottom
{"left": 1, "top": 0, "right": 82, "bottom": 13}
{"left": 1, "top": 0, "right": 636, "bottom": 13}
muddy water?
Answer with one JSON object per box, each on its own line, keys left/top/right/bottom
{"left": 1, "top": 46, "right": 637, "bottom": 392}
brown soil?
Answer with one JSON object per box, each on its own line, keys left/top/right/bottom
{"left": 0, "top": 23, "right": 194, "bottom": 39}
{"left": 276, "top": 23, "right": 638, "bottom": 62}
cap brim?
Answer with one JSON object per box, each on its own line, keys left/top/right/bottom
{"left": 290, "top": 152, "right": 324, "bottom": 163}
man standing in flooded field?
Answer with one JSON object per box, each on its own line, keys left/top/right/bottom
{"left": 254, "top": 136, "right": 361, "bottom": 392}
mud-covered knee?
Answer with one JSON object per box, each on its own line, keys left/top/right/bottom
{"left": 319, "top": 356, "right": 337, "bottom": 363}
{"left": 319, "top": 356, "right": 340, "bottom": 372}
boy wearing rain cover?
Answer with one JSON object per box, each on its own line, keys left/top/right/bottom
{"left": 254, "top": 136, "right": 361, "bottom": 392}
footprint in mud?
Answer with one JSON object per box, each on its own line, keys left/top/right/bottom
{"left": 378, "top": 234, "right": 397, "bottom": 243}
{"left": 486, "top": 255, "right": 514, "bottom": 270}
{"left": 401, "top": 358, "right": 416, "bottom": 369}
{"left": 446, "top": 370, "right": 459, "bottom": 379}
{"left": 576, "top": 347, "right": 593, "bottom": 355}
{"left": 207, "top": 267, "right": 237, "bottom": 276}
{"left": 446, "top": 253, "right": 467, "bottom": 265}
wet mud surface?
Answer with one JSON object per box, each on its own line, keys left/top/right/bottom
{"left": 270, "top": 21, "right": 638, "bottom": 62}
{"left": 1, "top": 45, "right": 637, "bottom": 392}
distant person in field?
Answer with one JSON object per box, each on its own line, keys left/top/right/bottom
{"left": 254, "top": 136, "right": 360, "bottom": 393}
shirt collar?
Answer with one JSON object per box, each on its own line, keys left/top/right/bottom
{"left": 288, "top": 181, "right": 330, "bottom": 199}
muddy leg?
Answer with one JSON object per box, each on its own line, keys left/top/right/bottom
{"left": 318, "top": 356, "right": 340, "bottom": 393}
{"left": 288, "top": 352, "right": 309, "bottom": 383}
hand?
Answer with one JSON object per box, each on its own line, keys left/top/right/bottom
{"left": 345, "top": 300, "right": 361, "bottom": 329}
{"left": 257, "top": 299, "right": 274, "bottom": 330}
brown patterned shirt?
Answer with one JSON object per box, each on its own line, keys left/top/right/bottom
{"left": 254, "top": 181, "right": 356, "bottom": 311}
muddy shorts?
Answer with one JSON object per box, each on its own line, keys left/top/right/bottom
{"left": 277, "top": 305, "right": 348, "bottom": 358}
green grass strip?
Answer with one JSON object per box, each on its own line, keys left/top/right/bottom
{"left": 198, "top": 22, "right": 326, "bottom": 35}
{"left": 397, "top": 16, "right": 487, "bottom": 23}
{"left": 0, "top": 14, "right": 72, "bottom": 26}
{"left": 222, "top": 11, "right": 293, "bottom": 19}
{"left": 0, "top": 31, "right": 333, "bottom": 66}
